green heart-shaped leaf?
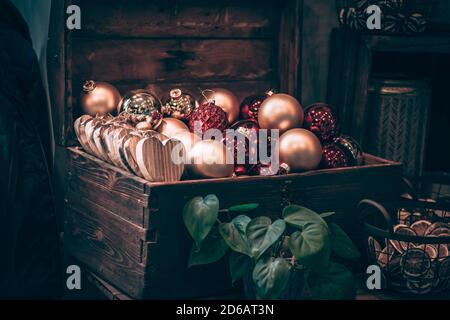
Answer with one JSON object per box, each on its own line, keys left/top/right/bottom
{"left": 307, "top": 262, "right": 356, "bottom": 300}
{"left": 219, "top": 216, "right": 252, "bottom": 256}
{"left": 229, "top": 251, "right": 253, "bottom": 284}
{"left": 329, "top": 223, "right": 360, "bottom": 258}
{"left": 252, "top": 256, "right": 290, "bottom": 299}
{"left": 246, "top": 217, "right": 286, "bottom": 259}
{"left": 283, "top": 205, "right": 326, "bottom": 229}
{"left": 289, "top": 222, "right": 330, "bottom": 273}
{"left": 189, "top": 226, "right": 228, "bottom": 267}
{"left": 228, "top": 203, "right": 259, "bottom": 213}
{"left": 232, "top": 215, "right": 251, "bottom": 234}
{"left": 183, "top": 194, "right": 219, "bottom": 249}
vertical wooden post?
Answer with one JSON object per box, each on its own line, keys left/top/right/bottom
{"left": 47, "top": 0, "right": 67, "bottom": 146}
{"left": 278, "top": 0, "right": 303, "bottom": 99}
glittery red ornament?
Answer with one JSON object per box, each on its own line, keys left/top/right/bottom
{"left": 188, "top": 102, "right": 229, "bottom": 134}
{"left": 304, "top": 103, "right": 339, "bottom": 143}
{"left": 224, "top": 120, "right": 259, "bottom": 175}
{"left": 240, "top": 90, "right": 276, "bottom": 121}
{"left": 321, "top": 144, "right": 351, "bottom": 169}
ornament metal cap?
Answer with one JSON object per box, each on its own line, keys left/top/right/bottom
{"left": 83, "top": 80, "right": 97, "bottom": 93}
{"left": 265, "top": 89, "right": 277, "bottom": 97}
{"left": 279, "top": 163, "right": 291, "bottom": 175}
{"left": 201, "top": 89, "right": 216, "bottom": 105}
{"left": 170, "top": 88, "right": 182, "bottom": 99}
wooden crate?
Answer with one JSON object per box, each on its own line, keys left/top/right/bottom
{"left": 65, "top": 147, "right": 401, "bottom": 298}
{"left": 47, "top": 0, "right": 403, "bottom": 299}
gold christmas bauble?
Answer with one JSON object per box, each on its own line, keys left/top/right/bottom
{"left": 258, "top": 93, "right": 304, "bottom": 134}
{"left": 279, "top": 128, "right": 322, "bottom": 171}
{"left": 157, "top": 118, "right": 189, "bottom": 138}
{"left": 80, "top": 80, "right": 121, "bottom": 116}
{"left": 189, "top": 140, "right": 234, "bottom": 178}
{"left": 199, "top": 88, "right": 240, "bottom": 124}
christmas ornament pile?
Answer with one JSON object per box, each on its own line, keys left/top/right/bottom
{"left": 75, "top": 80, "right": 364, "bottom": 182}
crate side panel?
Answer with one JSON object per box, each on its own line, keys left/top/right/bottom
{"left": 64, "top": 205, "right": 147, "bottom": 299}
{"left": 68, "top": 147, "right": 150, "bottom": 226}
{"left": 141, "top": 180, "right": 285, "bottom": 298}
{"left": 141, "top": 162, "right": 402, "bottom": 298}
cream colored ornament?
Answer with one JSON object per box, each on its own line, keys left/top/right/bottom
{"left": 279, "top": 128, "right": 322, "bottom": 171}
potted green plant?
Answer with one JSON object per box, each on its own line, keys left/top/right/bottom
{"left": 182, "top": 194, "right": 360, "bottom": 300}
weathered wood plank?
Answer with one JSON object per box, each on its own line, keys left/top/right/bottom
{"left": 67, "top": 175, "right": 148, "bottom": 227}
{"left": 72, "top": 0, "right": 281, "bottom": 39}
{"left": 65, "top": 194, "right": 147, "bottom": 253}
{"left": 68, "top": 147, "right": 150, "bottom": 196}
{"left": 72, "top": 38, "right": 276, "bottom": 84}
{"left": 278, "top": 0, "right": 302, "bottom": 97}
{"left": 64, "top": 206, "right": 147, "bottom": 298}
{"left": 87, "top": 272, "right": 132, "bottom": 300}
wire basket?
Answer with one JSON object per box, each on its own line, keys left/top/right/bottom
{"left": 336, "top": 0, "right": 438, "bottom": 34}
{"left": 359, "top": 198, "right": 450, "bottom": 295}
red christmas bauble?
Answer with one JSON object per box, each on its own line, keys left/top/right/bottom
{"left": 224, "top": 120, "right": 259, "bottom": 175}
{"left": 240, "top": 95, "right": 265, "bottom": 121}
{"left": 304, "top": 103, "right": 339, "bottom": 143}
{"left": 188, "top": 102, "right": 229, "bottom": 134}
{"left": 240, "top": 90, "right": 276, "bottom": 121}
{"left": 321, "top": 144, "right": 351, "bottom": 169}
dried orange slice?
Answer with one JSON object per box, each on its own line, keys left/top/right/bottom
{"left": 433, "top": 209, "right": 449, "bottom": 219}
{"left": 432, "top": 244, "right": 449, "bottom": 260}
{"left": 390, "top": 225, "right": 417, "bottom": 253}
{"left": 425, "top": 222, "right": 449, "bottom": 236}
{"left": 400, "top": 248, "right": 431, "bottom": 279}
{"left": 418, "top": 198, "right": 436, "bottom": 203}
{"left": 430, "top": 226, "right": 450, "bottom": 237}
{"left": 377, "top": 244, "right": 396, "bottom": 267}
{"left": 411, "top": 220, "right": 432, "bottom": 236}
{"left": 415, "top": 244, "right": 438, "bottom": 260}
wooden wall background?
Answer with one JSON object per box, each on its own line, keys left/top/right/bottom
{"left": 69, "top": 0, "right": 283, "bottom": 127}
